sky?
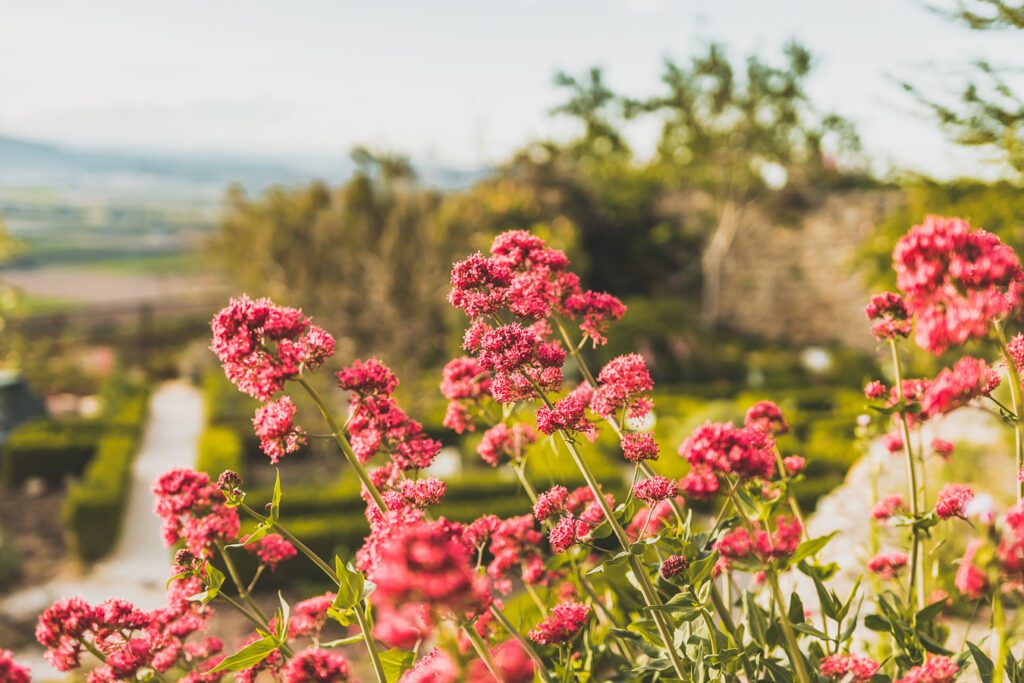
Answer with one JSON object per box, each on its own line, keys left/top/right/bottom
{"left": 2, "top": 0, "right": 1022, "bottom": 178}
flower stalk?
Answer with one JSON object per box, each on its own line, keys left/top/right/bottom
{"left": 993, "top": 318, "right": 1024, "bottom": 501}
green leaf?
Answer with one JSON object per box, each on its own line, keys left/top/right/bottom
{"left": 226, "top": 521, "right": 271, "bottom": 549}
{"left": 209, "top": 635, "right": 278, "bottom": 672}
{"left": 380, "top": 647, "right": 416, "bottom": 683}
{"left": 165, "top": 571, "right": 189, "bottom": 589}
{"left": 968, "top": 641, "right": 994, "bottom": 683}
{"left": 786, "top": 531, "right": 838, "bottom": 567}
{"left": 788, "top": 591, "right": 805, "bottom": 625}
{"left": 276, "top": 592, "right": 291, "bottom": 643}
{"left": 334, "top": 556, "right": 366, "bottom": 611}
{"left": 270, "top": 469, "right": 282, "bottom": 522}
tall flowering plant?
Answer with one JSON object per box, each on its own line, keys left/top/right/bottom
{"left": 21, "top": 219, "right": 1024, "bottom": 682}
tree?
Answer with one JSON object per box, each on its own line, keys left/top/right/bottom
{"left": 211, "top": 151, "right": 461, "bottom": 373}
{"left": 550, "top": 67, "right": 629, "bottom": 157}
{"left": 632, "top": 42, "right": 862, "bottom": 326}
{"left": 906, "top": 0, "right": 1024, "bottom": 177}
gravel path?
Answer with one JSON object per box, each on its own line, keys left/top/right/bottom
{"left": 3, "top": 381, "right": 203, "bottom": 679}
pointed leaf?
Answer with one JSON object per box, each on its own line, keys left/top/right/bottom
{"left": 380, "top": 647, "right": 416, "bottom": 683}
{"left": 209, "top": 635, "right": 278, "bottom": 673}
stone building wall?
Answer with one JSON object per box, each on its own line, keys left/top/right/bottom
{"left": 714, "top": 190, "right": 904, "bottom": 351}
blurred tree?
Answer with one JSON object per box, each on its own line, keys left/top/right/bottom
{"left": 211, "top": 151, "right": 461, "bottom": 373}
{"left": 630, "top": 42, "right": 863, "bottom": 326}
{"left": 0, "top": 219, "right": 24, "bottom": 368}
{"left": 906, "top": 0, "right": 1024, "bottom": 176}
{"left": 551, "top": 67, "right": 629, "bottom": 157}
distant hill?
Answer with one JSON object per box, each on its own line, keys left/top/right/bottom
{"left": 0, "top": 134, "right": 488, "bottom": 196}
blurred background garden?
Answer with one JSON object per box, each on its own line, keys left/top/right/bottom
{"left": 1, "top": 0, "right": 1023, "bottom": 677}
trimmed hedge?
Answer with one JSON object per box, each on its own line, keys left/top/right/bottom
{"left": 196, "top": 426, "right": 244, "bottom": 481}
{"left": 2, "top": 420, "right": 101, "bottom": 485}
{"left": 63, "top": 434, "right": 142, "bottom": 562}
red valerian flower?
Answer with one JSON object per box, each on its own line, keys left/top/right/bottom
{"left": 680, "top": 464, "right": 720, "bottom": 500}
{"left": 935, "top": 483, "right": 974, "bottom": 520}
{"left": 439, "top": 357, "right": 492, "bottom": 434}
{"left": 472, "top": 323, "right": 565, "bottom": 403}
{"left": 920, "top": 356, "right": 999, "bottom": 417}
{"left": 244, "top": 533, "right": 297, "bottom": 570}
{"left": 820, "top": 653, "right": 881, "bottom": 682}
{"left": 867, "top": 552, "right": 908, "bottom": 579}
{"left": 620, "top": 432, "right": 660, "bottom": 463}
{"left": 955, "top": 540, "right": 989, "bottom": 600}
{"left": 893, "top": 216, "right": 1024, "bottom": 354}
{"left": 864, "top": 380, "right": 887, "bottom": 399}
{"left": 289, "top": 593, "right": 335, "bottom": 638}
{"left": 864, "top": 291, "right": 912, "bottom": 340}
{"left": 628, "top": 499, "right": 678, "bottom": 540}
{"left": 252, "top": 396, "right": 306, "bottom": 464}
{"left": 282, "top": 648, "right": 350, "bottom": 682}
{"left": 336, "top": 358, "right": 399, "bottom": 397}
{"left": 466, "top": 639, "right": 536, "bottom": 683}
{"left": 591, "top": 354, "right": 655, "bottom": 421}
{"left": 660, "top": 555, "right": 689, "bottom": 579}
{"left": 895, "top": 655, "right": 959, "bottom": 683}
{"left": 536, "top": 384, "right": 596, "bottom": 437}
{"left": 368, "top": 517, "right": 491, "bottom": 617}
{"left": 211, "top": 295, "right": 334, "bottom": 400}
{"left": 547, "top": 516, "right": 591, "bottom": 554}
{"left": 679, "top": 421, "right": 776, "bottom": 480}
{"left": 562, "top": 290, "right": 627, "bottom": 347}
{"left": 401, "top": 647, "right": 459, "bottom": 683}
{"left": 782, "top": 456, "right": 805, "bottom": 475}
{"left": 477, "top": 423, "right": 537, "bottom": 467}
{"left": 153, "top": 468, "right": 240, "bottom": 556}
{"left": 715, "top": 517, "right": 802, "bottom": 564}
{"left": 633, "top": 476, "right": 678, "bottom": 504}
{"left": 931, "top": 438, "right": 955, "bottom": 458}
{"left": 533, "top": 486, "right": 569, "bottom": 523}
{"left": 0, "top": 649, "right": 30, "bottom": 683}
{"left": 484, "top": 515, "right": 546, "bottom": 595}
{"left": 997, "top": 500, "right": 1024, "bottom": 575}
{"left": 744, "top": 401, "right": 790, "bottom": 435}
{"left": 871, "top": 495, "right": 906, "bottom": 521}
{"left": 528, "top": 601, "right": 591, "bottom": 645}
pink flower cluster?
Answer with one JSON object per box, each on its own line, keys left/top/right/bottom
{"left": 0, "top": 649, "right": 30, "bottom": 683}
{"left": 621, "top": 431, "right": 660, "bottom": 463}
{"left": 527, "top": 601, "right": 591, "bottom": 645}
{"left": 714, "top": 516, "right": 802, "bottom": 564}
{"left": 744, "top": 400, "right": 790, "bottom": 435}
{"left": 36, "top": 584, "right": 214, "bottom": 681}
{"left": 281, "top": 648, "right": 350, "bottom": 682}
{"left": 895, "top": 655, "right": 959, "bottom": 683}
{"left": 678, "top": 420, "right": 776, "bottom": 499}
{"left": 449, "top": 230, "right": 625, "bottom": 345}
{"left": 820, "top": 653, "right": 881, "bottom": 682}
{"left": 919, "top": 356, "right": 999, "bottom": 417}
{"left": 591, "top": 354, "right": 655, "bottom": 422}
{"left": 536, "top": 384, "right": 594, "bottom": 437}
{"left": 864, "top": 291, "right": 912, "bottom": 341}
{"left": 439, "top": 356, "right": 492, "bottom": 434}
{"left": 153, "top": 468, "right": 240, "bottom": 556}
{"left": 467, "top": 322, "right": 565, "bottom": 403}
{"left": 252, "top": 396, "right": 306, "bottom": 464}
{"left": 244, "top": 532, "right": 297, "bottom": 570}
{"left": 892, "top": 215, "right": 1024, "bottom": 353}
{"left": 633, "top": 475, "right": 678, "bottom": 504}
{"left": 534, "top": 485, "right": 612, "bottom": 553}
{"left": 934, "top": 483, "right": 974, "bottom": 520}
{"left": 339, "top": 358, "right": 442, "bottom": 471}
{"left": 477, "top": 422, "right": 537, "bottom": 466}
{"left": 867, "top": 552, "right": 909, "bottom": 579}
{"left": 211, "top": 295, "right": 334, "bottom": 400}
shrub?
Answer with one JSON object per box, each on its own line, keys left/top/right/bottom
{"left": 62, "top": 434, "right": 141, "bottom": 562}
{"left": 1, "top": 420, "right": 99, "bottom": 485}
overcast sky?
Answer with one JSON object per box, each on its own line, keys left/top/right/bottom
{"left": 2, "top": 0, "right": 1022, "bottom": 178}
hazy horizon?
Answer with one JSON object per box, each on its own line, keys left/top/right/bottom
{"left": 3, "top": 0, "right": 1023, "bottom": 180}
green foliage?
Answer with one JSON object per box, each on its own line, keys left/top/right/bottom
{"left": 2, "top": 419, "right": 100, "bottom": 485}
{"left": 63, "top": 434, "right": 141, "bottom": 562}
{"left": 196, "top": 426, "right": 244, "bottom": 481}
{"left": 61, "top": 379, "right": 151, "bottom": 562}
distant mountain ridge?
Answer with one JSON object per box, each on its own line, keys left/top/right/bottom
{"left": 0, "top": 134, "right": 487, "bottom": 196}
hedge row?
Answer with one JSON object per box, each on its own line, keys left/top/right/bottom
{"left": 62, "top": 381, "right": 152, "bottom": 562}
{"left": 63, "top": 435, "right": 143, "bottom": 561}
{"left": 2, "top": 375, "right": 152, "bottom": 486}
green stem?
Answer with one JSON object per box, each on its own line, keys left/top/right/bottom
{"left": 993, "top": 591, "right": 1008, "bottom": 683}
{"left": 236, "top": 503, "right": 387, "bottom": 683}
{"left": 489, "top": 604, "right": 553, "bottom": 683}
{"left": 295, "top": 376, "right": 388, "bottom": 512}
{"left": 766, "top": 570, "right": 811, "bottom": 683}
{"left": 889, "top": 340, "right": 926, "bottom": 611}
{"left": 993, "top": 318, "right": 1024, "bottom": 501}
{"left": 217, "top": 542, "right": 272, "bottom": 626}
{"left": 773, "top": 446, "right": 808, "bottom": 539}
{"left": 463, "top": 619, "right": 505, "bottom": 682}
{"left": 556, "top": 427, "right": 687, "bottom": 678}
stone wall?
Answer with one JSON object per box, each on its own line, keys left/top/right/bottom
{"left": 714, "top": 190, "right": 904, "bottom": 351}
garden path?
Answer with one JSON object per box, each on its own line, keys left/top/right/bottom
{"left": 3, "top": 381, "right": 203, "bottom": 678}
